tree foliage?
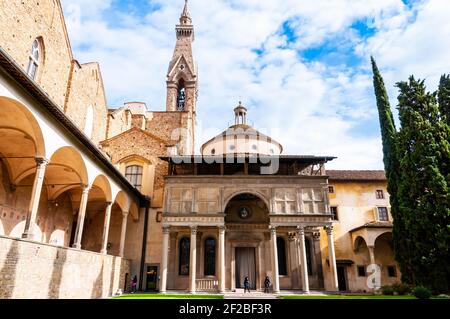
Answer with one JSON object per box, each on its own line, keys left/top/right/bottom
{"left": 372, "top": 58, "right": 450, "bottom": 293}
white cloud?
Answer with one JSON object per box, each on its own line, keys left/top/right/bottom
{"left": 60, "top": 0, "right": 449, "bottom": 170}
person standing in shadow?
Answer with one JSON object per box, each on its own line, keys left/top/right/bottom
{"left": 264, "top": 275, "right": 271, "bottom": 293}
{"left": 244, "top": 276, "right": 251, "bottom": 293}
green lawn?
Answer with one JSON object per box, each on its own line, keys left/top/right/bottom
{"left": 114, "top": 293, "right": 224, "bottom": 299}
{"left": 280, "top": 295, "right": 417, "bottom": 299}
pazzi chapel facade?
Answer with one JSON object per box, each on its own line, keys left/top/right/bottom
{"left": 0, "top": 1, "right": 399, "bottom": 298}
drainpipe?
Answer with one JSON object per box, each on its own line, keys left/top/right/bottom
{"left": 139, "top": 197, "right": 151, "bottom": 291}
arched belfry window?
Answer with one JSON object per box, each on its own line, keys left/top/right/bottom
{"left": 177, "top": 79, "right": 186, "bottom": 111}
{"left": 204, "top": 238, "right": 216, "bottom": 276}
{"left": 277, "top": 237, "right": 287, "bottom": 276}
{"left": 27, "top": 39, "right": 42, "bottom": 80}
{"left": 179, "top": 237, "right": 190, "bottom": 275}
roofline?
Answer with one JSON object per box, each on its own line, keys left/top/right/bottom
{"left": 160, "top": 154, "right": 336, "bottom": 163}
{"left": 0, "top": 47, "right": 149, "bottom": 207}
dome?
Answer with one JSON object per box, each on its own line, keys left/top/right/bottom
{"left": 200, "top": 103, "right": 283, "bottom": 156}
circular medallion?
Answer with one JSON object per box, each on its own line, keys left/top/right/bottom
{"left": 238, "top": 206, "right": 251, "bottom": 219}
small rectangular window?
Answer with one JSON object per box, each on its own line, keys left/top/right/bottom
{"left": 330, "top": 206, "right": 338, "bottom": 221}
{"left": 377, "top": 207, "right": 389, "bottom": 221}
{"left": 388, "top": 266, "right": 397, "bottom": 277}
{"left": 328, "top": 186, "right": 335, "bottom": 194}
{"left": 376, "top": 190, "right": 384, "bottom": 199}
{"left": 357, "top": 265, "right": 366, "bottom": 277}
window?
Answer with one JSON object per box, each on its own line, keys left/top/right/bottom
{"left": 27, "top": 39, "right": 41, "bottom": 80}
{"left": 84, "top": 105, "right": 94, "bottom": 138}
{"left": 377, "top": 207, "right": 389, "bottom": 221}
{"left": 204, "top": 238, "right": 216, "bottom": 276}
{"left": 229, "top": 145, "right": 236, "bottom": 151}
{"left": 177, "top": 79, "right": 186, "bottom": 111}
{"left": 125, "top": 165, "right": 143, "bottom": 191}
{"left": 330, "top": 206, "right": 339, "bottom": 221}
{"left": 277, "top": 237, "right": 287, "bottom": 276}
{"left": 357, "top": 265, "right": 366, "bottom": 277}
{"left": 179, "top": 237, "right": 190, "bottom": 275}
{"left": 328, "top": 186, "right": 335, "bottom": 194}
{"left": 252, "top": 144, "right": 257, "bottom": 151}
{"left": 388, "top": 266, "right": 397, "bottom": 277}
{"left": 210, "top": 148, "right": 216, "bottom": 155}
{"left": 376, "top": 190, "right": 384, "bottom": 199}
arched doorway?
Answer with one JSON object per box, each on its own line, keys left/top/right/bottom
{"left": 224, "top": 193, "right": 269, "bottom": 291}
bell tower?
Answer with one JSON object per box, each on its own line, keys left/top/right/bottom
{"left": 166, "top": 0, "right": 197, "bottom": 113}
{"left": 165, "top": 0, "right": 197, "bottom": 155}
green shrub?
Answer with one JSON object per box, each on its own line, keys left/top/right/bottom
{"left": 381, "top": 285, "right": 394, "bottom": 295}
{"left": 413, "top": 286, "right": 431, "bottom": 299}
{"left": 392, "top": 283, "right": 410, "bottom": 295}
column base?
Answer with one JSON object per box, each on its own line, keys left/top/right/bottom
{"left": 72, "top": 243, "right": 81, "bottom": 249}
{"left": 100, "top": 249, "right": 108, "bottom": 255}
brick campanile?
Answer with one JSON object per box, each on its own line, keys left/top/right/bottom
{"left": 166, "top": 0, "right": 197, "bottom": 155}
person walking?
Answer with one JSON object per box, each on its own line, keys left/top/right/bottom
{"left": 264, "top": 275, "right": 271, "bottom": 293}
{"left": 131, "top": 275, "right": 138, "bottom": 293}
{"left": 243, "top": 276, "right": 251, "bottom": 293}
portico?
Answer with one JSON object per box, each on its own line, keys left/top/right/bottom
{"left": 158, "top": 155, "right": 339, "bottom": 293}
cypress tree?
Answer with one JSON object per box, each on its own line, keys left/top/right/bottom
{"left": 396, "top": 77, "right": 450, "bottom": 293}
{"left": 438, "top": 75, "right": 450, "bottom": 125}
{"left": 371, "top": 57, "right": 412, "bottom": 285}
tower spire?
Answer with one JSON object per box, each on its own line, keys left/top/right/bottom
{"left": 180, "top": 0, "right": 192, "bottom": 25}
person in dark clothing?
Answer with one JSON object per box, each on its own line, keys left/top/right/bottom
{"left": 131, "top": 275, "right": 138, "bottom": 293}
{"left": 264, "top": 276, "right": 271, "bottom": 293}
{"left": 243, "top": 276, "right": 251, "bottom": 293}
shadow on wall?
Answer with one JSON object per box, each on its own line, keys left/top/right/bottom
{"left": 47, "top": 247, "right": 68, "bottom": 299}
{"left": 0, "top": 240, "right": 19, "bottom": 298}
{"left": 109, "top": 257, "right": 116, "bottom": 296}
{"left": 91, "top": 263, "right": 104, "bottom": 299}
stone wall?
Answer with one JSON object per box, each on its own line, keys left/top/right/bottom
{"left": 64, "top": 62, "right": 108, "bottom": 145}
{"left": 0, "top": 235, "right": 130, "bottom": 299}
{"left": 0, "top": 0, "right": 72, "bottom": 108}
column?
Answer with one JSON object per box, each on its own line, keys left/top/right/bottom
{"left": 189, "top": 225, "right": 198, "bottom": 293}
{"left": 22, "top": 157, "right": 48, "bottom": 240}
{"left": 326, "top": 225, "right": 339, "bottom": 291}
{"left": 297, "top": 226, "right": 310, "bottom": 293}
{"left": 160, "top": 225, "right": 170, "bottom": 293}
{"left": 218, "top": 225, "right": 225, "bottom": 293}
{"left": 72, "top": 186, "right": 90, "bottom": 249}
{"left": 368, "top": 245, "right": 376, "bottom": 265}
{"left": 119, "top": 211, "right": 129, "bottom": 257}
{"left": 101, "top": 202, "right": 113, "bottom": 254}
{"left": 270, "top": 226, "right": 280, "bottom": 293}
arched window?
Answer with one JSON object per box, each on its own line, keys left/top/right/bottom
{"left": 27, "top": 39, "right": 41, "bottom": 80}
{"left": 204, "top": 238, "right": 216, "bottom": 276}
{"left": 84, "top": 105, "right": 94, "bottom": 138}
{"left": 179, "top": 237, "right": 190, "bottom": 275}
{"left": 177, "top": 79, "right": 186, "bottom": 111}
{"left": 305, "top": 237, "right": 312, "bottom": 276}
{"left": 125, "top": 165, "right": 143, "bottom": 191}
{"left": 277, "top": 237, "right": 287, "bottom": 276}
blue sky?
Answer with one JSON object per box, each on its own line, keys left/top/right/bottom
{"left": 61, "top": 0, "right": 450, "bottom": 169}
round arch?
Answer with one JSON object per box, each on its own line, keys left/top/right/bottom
{"left": 90, "top": 175, "right": 112, "bottom": 202}
{"left": 0, "top": 96, "right": 46, "bottom": 186}
{"left": 42, "top": 146, "right": 89, "bottom": 200}
{"left": 223, "top": 189, "right": 270, "bottom": 211}
{"left": 129, "top": 202, "right": 139, "bottom": 221}
{"left": 353, "top": 235, "right": 369, "bottom": 252}
{"left": 113, "top": 191, "right": 131, "bottom": 213}
{"left": 118, "top": 154, "right": 154, "bottom": 166}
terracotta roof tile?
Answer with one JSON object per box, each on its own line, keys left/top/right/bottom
{"left": 326, "top": 170, "right": 386, "bottom": 181}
